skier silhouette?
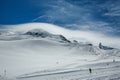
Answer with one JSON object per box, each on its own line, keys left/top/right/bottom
{"left": 89, "top": 68, "right": 92, "bottom": 73}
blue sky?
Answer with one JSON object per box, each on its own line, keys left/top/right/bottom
{"left": 0, "top": 0, "right": 120, "bottom": 36}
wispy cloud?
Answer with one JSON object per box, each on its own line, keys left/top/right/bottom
{"left": 32, "top": 0, "right": 93, "bottom": 24}
{"left": 100, "top": 0, "right": 120, "bottom": 17}
{"left": 30, "top": 0, "right": 120, "bottom": 37}
{"left": 104, "top": 8, "right": 120, "bottom": 16}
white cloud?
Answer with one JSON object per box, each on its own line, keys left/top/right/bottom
{"left": 100, "top": 0, "right": 120, "bottom": 17}
{"left": 104, "top": 10, "right": 120, "bottom": 16}
{"left": 32, "top": 0, "right": 92, "bottom": 24}
{"left": 104, "top": 5, "right": 120, "bottom": 16}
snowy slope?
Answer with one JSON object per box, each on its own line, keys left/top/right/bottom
{"left": 17, "top": 61, "right": 120, "bottom": 80}
{"left": 0, "top": 23, "right": 120, "bottom": 80}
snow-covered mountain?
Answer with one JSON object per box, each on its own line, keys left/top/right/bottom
{"left": 0, "top": 23, "right": 120, "bottom": 80}
{"left": 0, "top": 23, "right": 120, "bottom": 56}
{"left": 24, "top": 29, "right": 71, "bottom": 43}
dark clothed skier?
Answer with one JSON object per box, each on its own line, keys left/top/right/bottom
{"left": 89, "top": 68, "right": 92, "bottom": 73}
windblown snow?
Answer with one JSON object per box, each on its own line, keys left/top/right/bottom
{"left": 0, "top": 23, "right": 120, "bottom": 80}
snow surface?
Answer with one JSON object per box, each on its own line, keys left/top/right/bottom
{"left": 0, "top": 23, "right": 120, "bottom": 80}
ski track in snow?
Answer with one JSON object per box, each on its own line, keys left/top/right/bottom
{"left": 16, "top": 61, "right": 120, "bottom": 80}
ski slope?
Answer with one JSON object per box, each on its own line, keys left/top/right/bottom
{"left": 17, "top": 61, "right": 120, "bottom": 80}
{"left": 0, "top": 23, "right": 120, "bottom": 80}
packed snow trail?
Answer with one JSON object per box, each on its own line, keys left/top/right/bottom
{"left": 16, "top": 61, "right": 120, "bottom": 80}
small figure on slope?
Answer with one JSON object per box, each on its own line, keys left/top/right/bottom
{"left": 89, "top": 68, "right": 92, "bottom": 73}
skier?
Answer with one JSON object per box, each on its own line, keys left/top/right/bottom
{"left": 89, "top": 68, "right": 92, "bottom": 73}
